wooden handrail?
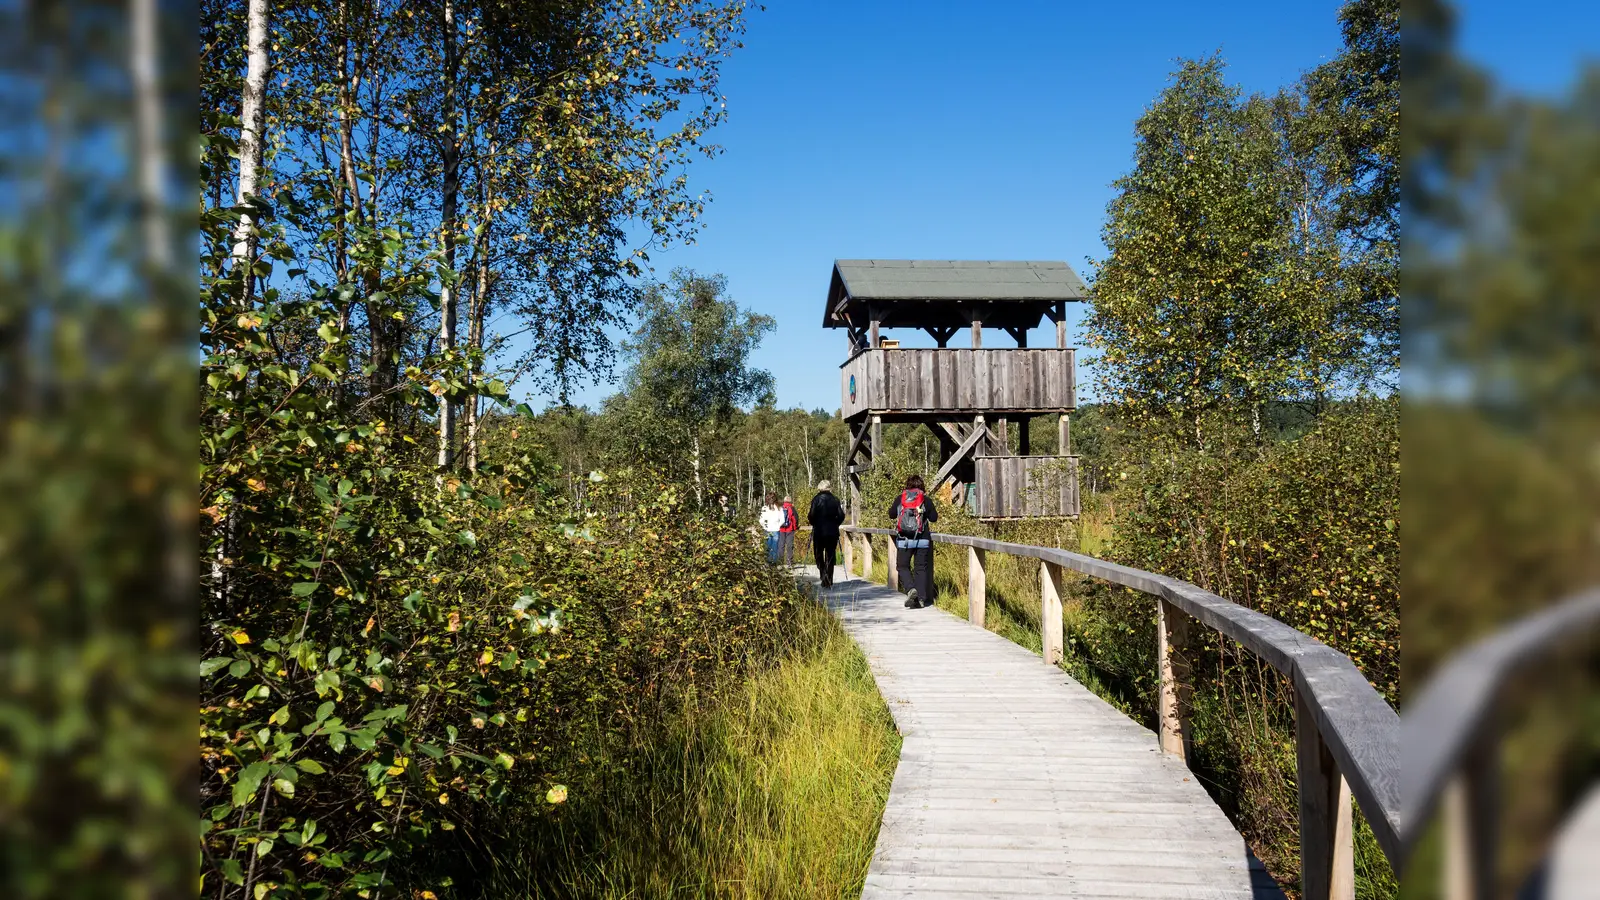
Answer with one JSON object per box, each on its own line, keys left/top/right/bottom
{"left": 838, "top": 525, "right": 1399, "bottom": 897}
{"left": 1400, "top": 586, "right": 1600, "bottom": 898}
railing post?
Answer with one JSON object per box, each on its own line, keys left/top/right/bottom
{"left": 862, "top": 533, "right": 874, "bottom": 584}
{"left": 885, "top": 535, "right": 898, "bottom": 591}
{"left": 1040, "top": 560, "right": 1064, "bottom": 665}
{"left": 842, "top": 531, "right": 855, "bottom": 578}
{"left": 967, "top": 546, "right": 987, "bottom": 627}
{"left": 1443, "top": 736, "right": 1498, "bottom": 900}
{"left": 1295, "top": 688, "right": 1355, "bottom": 900}
{"left": 1157, "top": 599, "right": 1192, "bottom": 759}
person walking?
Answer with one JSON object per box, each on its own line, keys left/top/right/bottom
{"left": 759, "top": 493, "right": 785, "bottom": 564}
{"left": 779, "top": 495, "right": 799, "bottom": 566}
{"left": 889, "top": 474, "right": 938, "bottom": 608}
{"left": 807, "top": 480, "right": 846, "bottom": 587}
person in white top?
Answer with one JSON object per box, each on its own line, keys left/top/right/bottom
{"left": 758, "top": 492, "right": 785, "bottom": 564}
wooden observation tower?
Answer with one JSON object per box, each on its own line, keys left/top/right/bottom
{"left": 825, "top": 259, "right": 1086, "bottom": 522}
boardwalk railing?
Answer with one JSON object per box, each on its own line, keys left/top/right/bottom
{"left": 838, "top": 525, "right": 1400, "bottom": 900}
{"left": 1401, "top": 587, "right": 1600, "bottom": 898}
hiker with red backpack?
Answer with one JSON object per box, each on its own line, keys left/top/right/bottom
{"left": 888, "top": 474, "right": 939, "bottom": 608}
{"left": 779, "top": 495, "right": 799, "bottom": 566}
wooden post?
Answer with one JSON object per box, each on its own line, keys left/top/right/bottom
{"left": 1056, "top": 302, "right": 1068, "bottom": 348}
{"left": 870, "top": 415, "right": 882, "bottom": 462}
{"left": 1443, "top": 738, "right": 1498, "bottom": 900}
{"left": 862, "top": 533, "right": 874, "bottom": 583}
{"left": 1040, "top": 561, "right": 1064, "bottom": 665}
{"left": 1296, "top": 688, "right": 1356, "bottom": 900}
{"left": 1157, "top": 599, "right": 1192, "bottom": 759}
{"left": 885, "top": 535, "right": 898, "bottom": 591}
{"left": 995, "top": 417, "right": 1009, "bottom": 456}
{"left": 842, "top": 531, "right": 855, "bottom": 578}
{"left": 1058, "top": 413, "right": 1070, "bottom": 456}
{"left": 868, "top": 304, "right": 880, "bottom": 348}
{"left": 970, "top": 319, "right": 982, "bottom": 348}
{"left": 967, "top": 547, "right": 987, "bottom": 627}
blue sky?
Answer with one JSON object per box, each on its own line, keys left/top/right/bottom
{"left": 509, "top": 0, "right": 1595, "bottom": 415}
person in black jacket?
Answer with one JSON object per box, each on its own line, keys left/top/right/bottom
{"left": 888, "top": 474, "right": 938, "bottom": 608}
{"left": 807, "top": 480, "right": 846, "bottom": 587}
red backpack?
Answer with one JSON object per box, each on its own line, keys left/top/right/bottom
{"left": 895, "top": 489, "right": 925, "bottom": 540}
{"left": 781, "top": 502, "right": 797, "bottom": 532}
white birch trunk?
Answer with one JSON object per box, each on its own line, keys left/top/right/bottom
{"left": 436, "top": 0, "right": 459, "bottom": 471}
{"left": 802, "top": 426, "right": 814, "bottom": 487}
{"left": 692, "top": 432, "right": 703, "bottom": 506}
{"left": 131, "top": 0, "right": 169, "bottom": 271}
{"left": 229, "top": 0, "right": 270, "bottom": 301}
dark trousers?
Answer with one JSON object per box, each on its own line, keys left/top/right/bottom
{"left": 812, "top": 533, "right": 838, "bottom": 583}
{"left": 896, "top": 542, "right": 934, "bottom": 603}
{"left": 779, "top": 531, "right": 795, "bottom": 565}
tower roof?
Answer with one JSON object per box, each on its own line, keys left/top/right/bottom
{"left": 823, "top": 259, "right": 1088, "bottom": 330}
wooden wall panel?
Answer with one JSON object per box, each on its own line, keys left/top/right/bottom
{"left": 840, "top": 349, "right": 1078, "bottom": 419}
{"left": 972, "top": 455, "right": 1080, "bottom": 519}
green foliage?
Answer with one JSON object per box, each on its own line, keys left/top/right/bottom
{"left": 1113, "top": 401, "right": 1399, "bottom": 700}
{"left": 609, "top": 269, "right": 776, "bottom": 492}
{"left": 1078, "top": 400, "right": 1398, "bottom": 896}
{"left": 466, "top": 595, "right": 900, "bottom": 898}
{"left": 1088, "top": 58, "right": 1344, "bottom": 426}
{"left": 199, "top": 195, "right": 808, "bottom": 896}
{"left": 1088, "top": 6, "right": 1398, "bottom": 437}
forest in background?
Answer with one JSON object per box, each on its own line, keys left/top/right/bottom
{"left": 193, "top": 0, "right": 1403, "bottom": 895}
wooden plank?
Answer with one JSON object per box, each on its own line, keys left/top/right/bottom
{"left": 839, "top": 524, "right": 1398, "bottom": 863}
{"left": 1545, "top": 782, "right": 1600, "bottom": 900}
{"left": 1067, "top": 348, "right": 1077, "bottom": 407}
{"left": 967, "top": 546, "right": 986, "bottom": 627}
{"left": 1158, "top": 598, "right": 1193, "bottom": 759}
{"left": 1297, "top": 688, "right": 1355, "bottom": 900}
{"left": 973, "top": 351, "right": 990, "bottom": 410}
{"left": 886, "top": 535, "right": 898, "bottom": 591}
{"left": 800, "top": 570, "right": 1280, "bottom": 900}
{"left": 846, "top": 422, "right": 870, "bottom": 464}
{"left": 1041, "top": 560, "right": 1064, "bottom": 665}
{"left": 932, "top": 419, "right": 987, "bottom": 493}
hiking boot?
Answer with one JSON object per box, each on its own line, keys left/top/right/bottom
{"left": 903, "top": 588, "right": 919, "bottom": 608}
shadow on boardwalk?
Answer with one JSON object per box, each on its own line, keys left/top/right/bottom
{"left": 799, "top": 566, "right": 1285, "bottom": 900}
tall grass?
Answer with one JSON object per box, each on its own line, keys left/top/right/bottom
{"left": 468, "top": 595, "right": 900, "bottom": 899}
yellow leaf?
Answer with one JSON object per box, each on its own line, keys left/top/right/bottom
{"left": 231, "top": 630, "right": 251, "bottom": 645}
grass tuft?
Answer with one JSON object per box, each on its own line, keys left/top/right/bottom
{"left": 472, "top": 596, "right": 899, "bottom": 899}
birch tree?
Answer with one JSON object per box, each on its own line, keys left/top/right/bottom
{"left": 618, "top": 270, "right": 774, "bottom": 505}
{"left": 229, "top": 0, "right": 270, "bottom": 303}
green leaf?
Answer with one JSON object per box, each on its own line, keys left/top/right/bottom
{"left": 273, "top": 777, "right": 295, "bottom": 798}
{"left": 296, "top": 759, "right": 327, "bottom": 775}
{"left": 232, "top": 761, "right": 271, "bottom": 807}
{"left": 314, "top": 669, "right": 341, "bottom": 697}
{"left": 229, "top": 658, "right": 253, "bottom": 679}
{"left": 200, "top": 657, "right": 233, "bottom": 677}
{"left": 256, "top": 837, "right": 275, "bottom": 857}
{"left": 221, "top": 857, "right": 244, "bottom": 885}
{"left": 292, "top": 581, "right": 320, "bottom": 597}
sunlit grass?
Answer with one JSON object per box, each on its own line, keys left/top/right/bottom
{"left": 475, "top": 597, "right": 900, "bottom": 899}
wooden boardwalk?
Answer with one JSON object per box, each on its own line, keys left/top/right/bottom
{"left": 802, "top": 567, "right": 1283, "bottom": 899}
